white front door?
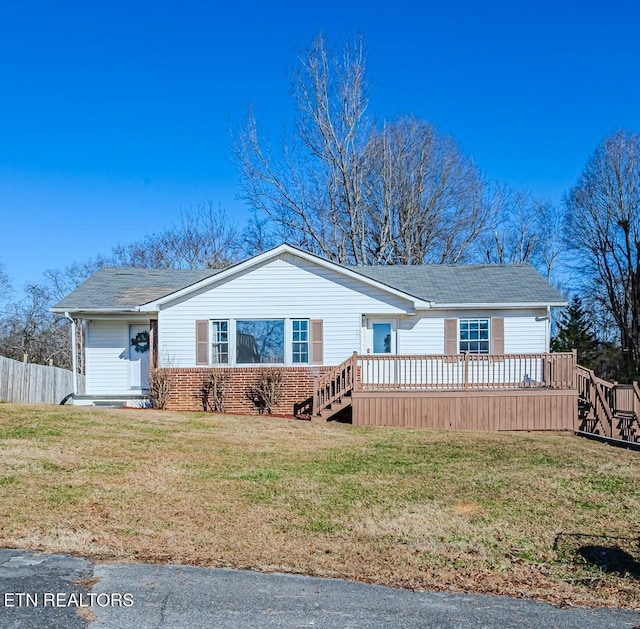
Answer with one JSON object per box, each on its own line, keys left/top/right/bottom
{"left": 362, "top": 318, "right": 398, "bottom": 386}
{"left": 129, "top": 324, "right": 150, "bottom": 390}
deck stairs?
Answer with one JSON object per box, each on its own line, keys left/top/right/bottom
{"left": 312, "top": 353, "right": 357, "bottom": 422}
{"left": 575, "top": 366, "right": 640, "bottom": 444}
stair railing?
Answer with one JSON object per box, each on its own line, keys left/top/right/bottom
{"left": 575, "top": 365, "right": 615, "bottom": 438}
{"left": 313, "top": 352, "right": 357, "bottom": 416}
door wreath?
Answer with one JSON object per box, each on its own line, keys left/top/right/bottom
{"left": 130, "top": 331, "right": 150, "bottom": 353}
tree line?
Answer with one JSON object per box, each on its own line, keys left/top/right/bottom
{"left": 0, "top": 34, "right": 638, "bottom": 381}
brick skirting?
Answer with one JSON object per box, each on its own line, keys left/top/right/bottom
{"left": 160, "top": 366, "right": 329, "bottom": 414}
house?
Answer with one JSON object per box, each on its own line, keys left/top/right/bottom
{"left": 51, "top": 243, "right": 575, "bottom": 429}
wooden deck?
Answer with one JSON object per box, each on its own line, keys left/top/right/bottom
{"left": 314, "top": 352, "right": 578, "bottom": 430}
{"left": 575, "top": 366, "right": 640, "bottom": 443}
{"left": 352, "top": 388, "right": 577, "bottom": 430}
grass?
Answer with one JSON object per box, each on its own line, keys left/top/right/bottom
{"left": 0, "top": 404, "right": 639, "bottom": 608}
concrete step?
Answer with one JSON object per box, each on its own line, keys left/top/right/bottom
{"left": 72, "top": 394, "right": 150, "bottom": 408}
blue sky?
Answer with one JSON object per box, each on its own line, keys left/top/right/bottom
{"left": 1, "top": 1, "right": 639, "bottom": 293}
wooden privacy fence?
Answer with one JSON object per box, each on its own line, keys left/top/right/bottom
{"left": 0, "top": 356, "right": 84, "bottom": 405}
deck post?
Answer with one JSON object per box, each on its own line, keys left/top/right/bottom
{"left": 352, "top": 351, "right": 359, "bottom": 391}
{"left": 463, "top": 353, "right": 469, "bottom": 389}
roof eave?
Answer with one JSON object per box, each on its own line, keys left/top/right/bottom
{"left": 50, "top": 306, "right": 144, "bottom": 315}
{"left": 422, "top": 301, "right": 568, "bottom": 310}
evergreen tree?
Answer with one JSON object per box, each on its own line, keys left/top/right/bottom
{"left": 551, "top": 296, "right": 597, "bottom": 363}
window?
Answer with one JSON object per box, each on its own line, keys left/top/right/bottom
{"left": 292, "top": 319, "right": 309, "bottom": 363}
{"left": 459, "top": 319, "right": 489, "bottom": 354}
{"left": 211, "top": 320, "right": 229, "bottom": 364}
{"left": 236, "top": 320, "right": 284, "bottom": 363}
{"left": 372, "top": 322, "right": 392, "bottom": 354}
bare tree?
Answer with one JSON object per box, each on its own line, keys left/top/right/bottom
{"left": 235, "top": 35, "right": 493, "bottom": 266}
{"left": 0, "top": 260, "right": 12, "bottom": 304}
{"left": 112, "top": 202, "right": 240, "bottom": 269}
{"left": 42, "top": 256, "right": 110, "bottom": 302}
{"left": 0, "top": 203, "right": 240, "bottom": 368}
{"left": 564, "top": 130, "right": 640, "bottom": 380}
{"left": 235, "top": 34, "right": 371, "bottom": 264}
{"left": 241, "top": 211, "right": 281, "bottom": 256}
{"left": 0, "top": 283, "right": 71, "bottom": 367}
{"left": 479, "top": 185, "right": 564, "bottom": 281}
{"left": 363, "top": 117, "right": 490, "bottom": 264}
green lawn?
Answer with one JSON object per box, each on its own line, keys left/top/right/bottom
{"left": 0, "top": 403, "right": 639, "bottom": 608}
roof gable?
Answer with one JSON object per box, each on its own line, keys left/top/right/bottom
{"left": 142, "top": 244, "right": 431, "bottom": 310}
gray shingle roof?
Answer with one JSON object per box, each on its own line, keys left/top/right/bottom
{"left": 347, "top": 264, "right": 564, "bottom": 305}
{"left": 52, "top": 267, "right": 221, "bottom": 311}
{"left": 52, "top": 259, "right": 564, "bottom": 312}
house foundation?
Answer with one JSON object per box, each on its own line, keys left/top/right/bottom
{"left": 161, "top": 365, "right": 329, "bottom": 414}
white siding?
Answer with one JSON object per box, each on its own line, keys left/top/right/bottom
{"left": 159, "top": 254, "right": 414, "bottom": 367}
{"left": 503, "top": 312, "right": 548, "bottom": 354}
{"left": 85, "top": 320, "right": 132, "bottom": 395}
{"left": 158, "top": 255, "right": 550, "bottom": 368}
{"left": 395, "top": 309, "right": 548, "bottom": 356}
{"left": 397, "top": 316, "right": 444, "bottom": 354}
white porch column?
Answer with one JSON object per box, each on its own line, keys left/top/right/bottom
{"left": 65, "top": 312, "right": 78, "bottom": 396}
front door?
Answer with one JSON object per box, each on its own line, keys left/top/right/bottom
{"left": 365, "top": 319, "right": 397, "bottom": 355}
{"left": 129, "top": 324, "right": 150, "bottom": 390}
{"left": 363, "top": 318, "right": 397, "bottom": 386}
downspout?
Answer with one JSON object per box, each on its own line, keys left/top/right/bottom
{"left": 546, "top": 305, "right": 551, "bottom": 353}
{"left": 64, "top": 312, "right": 78, "bottom": 396}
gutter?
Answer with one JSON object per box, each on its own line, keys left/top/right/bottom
{"left": 418, "top": 301, "right": 568, "bottom": 310}
{"left": 50, "top": 306, "right": 143, "bottom": 314}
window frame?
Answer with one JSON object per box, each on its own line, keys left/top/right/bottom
{"left": 235, "top": 318, "right": 286, "bottom": 365}
{"left": 210, "top": 320, "right": 229, "bottom": 364}
{"left": 458, "top": 318, "right": 490, "bottom": 355}
{"left": 206, "top": 318, "right": 313, "bottom": 366}
{"left": 291, "top": 319, "right": 309, "bottom": 364}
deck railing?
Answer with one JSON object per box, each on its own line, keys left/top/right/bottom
{"left": 312, "top": 351, "right": 576, "bottom": 419}
{"left": 357, "top": 352, "right": 576, "bottom": 391}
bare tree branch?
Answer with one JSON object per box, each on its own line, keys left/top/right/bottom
{"left": 564, "top": 130, "right": 640, "bottom": 380}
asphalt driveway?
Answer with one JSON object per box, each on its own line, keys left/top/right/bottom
{"left": 1, "top": 549, "right": 639, "bottom": 628}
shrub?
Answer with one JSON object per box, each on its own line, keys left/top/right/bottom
{"left": 200, "top": 372, "right": 230, "bottom": 412}
{"left": 246, "top": 368, "right": 283, "bottom": 414}
{"left": 148, "top": 369, "right": 174, "bottom": 410}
